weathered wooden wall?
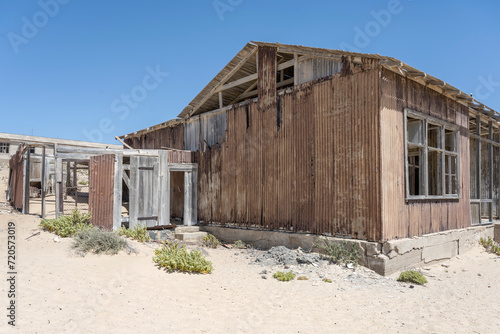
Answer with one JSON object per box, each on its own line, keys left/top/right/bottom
{"left": 8, "top": 150, "right": 24, "bottom": 210}
{"left": 379, "top": 68, "right": 471, "bottom": 240}
{"left": 197, "top": 67, "right": 382, "bottom": 241}
{"left": 125, "top": 123, "right": 184, "bottom": 150}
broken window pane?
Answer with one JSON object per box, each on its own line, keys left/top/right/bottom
{"left": 408, "top": 147, "right": 423, "bottom": 196}
{"left": 427, "top": 124, "right": 441, "bottom": 149}
{"left": 407, "top": 118, "right": 423, "bottom": 145}
{"left": 428, "top": 150, "right": 443, "bottom": 195}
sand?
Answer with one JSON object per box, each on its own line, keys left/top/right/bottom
{"left": 1, "top": 167, "right": 500, "bottom": 333}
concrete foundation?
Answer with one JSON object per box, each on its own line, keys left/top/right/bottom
{"left": 202, "top": 224, "right": 495, "bottom": 276}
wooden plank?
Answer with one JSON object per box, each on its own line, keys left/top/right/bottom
{"left": 158, "top": 151, "right": 170, "bottom": 226}
{"left": 23, "top": 147, "right": 30, "bottom": 214}
{"left": 41, "top": 146, "right": 46, "bottom": 218}
{"left": 113, "top": 154, "right": 123, "bottom": 230}
{"left": 129, "top": 156, "right": 139, "bottom": 229}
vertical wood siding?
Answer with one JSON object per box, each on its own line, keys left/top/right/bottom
{"left": 125, "top": 123, "right": 184, "bottom": 150}
{"left": 379, "top": 68, "right": 471, "bottom": 241}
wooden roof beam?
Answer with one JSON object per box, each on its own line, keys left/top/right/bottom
{"left": 188, "top": 46, "right": 258, "bottom": 117}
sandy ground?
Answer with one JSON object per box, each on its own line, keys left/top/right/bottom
{"left": 1, "top": 168, "right": 500, "bottom": 333}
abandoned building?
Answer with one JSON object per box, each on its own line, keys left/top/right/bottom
{"left": 118, "top": 42, "right": 499, "bottom": 274}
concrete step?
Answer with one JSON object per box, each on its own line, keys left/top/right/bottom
{"left": 175, "top": 226, "right": 200, "bottom": 233}
{"left": 175, "top": 231, "right": 207, "bottom": 242}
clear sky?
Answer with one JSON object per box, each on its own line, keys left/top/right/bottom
{"left": 1, "top": 0, "right": 499, "bottom": 144}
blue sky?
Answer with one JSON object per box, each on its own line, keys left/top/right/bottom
{"left": 1, "top": 0, "right": 499, "bottom": 144}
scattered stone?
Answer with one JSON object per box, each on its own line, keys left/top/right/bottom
{"left": 260, "top": 270, "right": 268, "bottom": 275}
{"left": 54, "top": 237, "right": 60, "bottom": 243}
{"left": 261, "top": 275, "right": 267, "bottom": 279}
{"left": 409, "top": 285, "right": 414, "bottom": 289}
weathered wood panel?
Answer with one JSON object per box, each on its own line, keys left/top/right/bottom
{"left": 197, "top": 68, "right": 382, "bottom": 240}
{"left": 380, "top": 68, "right": 470, "bottom": 240}
{"left": 8, "top": 150, "right": 24, "bottom": 210}
{"left": 89, "top": 154, "right": 115, "bottom": 230}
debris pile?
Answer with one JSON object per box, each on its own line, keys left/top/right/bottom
{"left": 254, "top": 246, "right": 322, "bottom": 266}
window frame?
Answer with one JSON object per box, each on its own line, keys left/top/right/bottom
{"left": 404, "top": 108, "right": 460, "bottom": 200}
{"left": 0, "top": 142, "right": 9, "bottom": 154}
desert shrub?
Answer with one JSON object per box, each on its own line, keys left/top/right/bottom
{"left": 313, "top": 238, "right": 360, "bottom": 266}
{"left": 78, "top": 180, "right": 89, "bottom": 185}
{"left": 118, "top": 224, "right": 151, "bottom": 242}
{"left": 153, "top": 241, "right": 213, "bottom": 274}
{"left": 322, "top": 278, "right": 332, "bottom": 283}
{"left": 297, "top": 276, "right": 308, "bottom": 281}
{"left": 203, "top": 234, "right": 220, "bottom": 248}
{"left": 39, "top": 208, "right": 92, "bottom": 237}
{"left": 233, "top": 240, "right": 248, "bottom": 249}
{"left": 72, "top": 229, "right": 129, "bottom": 256}
{"left": 397, "top": 270, "right": 428, "bottom": 285}
{"left": 273, "top": 271, "right": 296, "bottom": 282}
{"left": 480, "top": 237, "right": 500, "bottom": 256}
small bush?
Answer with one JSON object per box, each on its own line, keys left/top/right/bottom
{"left": 397, "top": 270, "right": 428, "bottom": 285}
{"left": 297, "top": 276, "right": 308, "bottom": 281}
{"left": 72, "top": 229, "right": 129, "bottom": 256}
{"left": 153, "top": 241, "right": 213, "bottom": 274}
{"left": 233, "top": 240, "right": 248, "bottom": 249}
{"left": 313, "top": 238, "right": 360, "bottom": 266}
{"left": 203, "top": 234, "right": 221, "bottom": 248}
{"left": 78, "top": 180, "right": 89, "bottom": 185}
{"left": 118, "top": 224, "right": 151, "bottom": 242}
{"left": 273, "top": 271, "right": 295, "bottom": 282}
{"left": 39, "top": 208, "right": 92, "bottom": 237}
{"left": 480, "top": 237, "right": 500, "bottom": 256}
{"left": 322, "top": 278, "right": 332, "bottom": 283}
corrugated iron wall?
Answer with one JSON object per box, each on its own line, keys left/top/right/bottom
{"left": 8, "top": 150, "right": 24, "bottom": 210}
{"left": 197, "top": 67, "right": 382, "bottom": 241}
{"left": 125, "top": 123, "right": 184, "bottom": 150}
{"left": 89, "top": 154, "right": 115, "bottom": 230}
{"left": 379, "top": 68, "right": 471, "bottom": 240}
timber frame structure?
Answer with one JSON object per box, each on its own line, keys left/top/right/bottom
{"left": 117, "top": 41, "right": 498, "bottom": 243}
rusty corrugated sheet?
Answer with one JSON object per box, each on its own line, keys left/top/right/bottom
{"left": 8, "top": 149, "right": 24, "bottom": 210}
{"left": 89, "top": 154, "right": 115, "bottom": 230}
{"left": 125, "top": 123, "right": 184, "bottom": 150}
{"left": 196, "top": 67, "right": 382, "bottom": 241}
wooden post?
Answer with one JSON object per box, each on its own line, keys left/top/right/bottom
{"left": 129, "top": 156, "right": 139, "bottom": 229}
{"left": 23, "top": 146, "right": 31, "bottom": 214}
{"left": 191, "top": 166, "right": 198, "bottom": 225}
{"left": 489, "top": 121, "right": 493, "bottom": 221}
{"left": 158, "top": 151, "right": 170, "bottom": 226}
{"left": 476, "top": 117, "right": 481, "bottom": 221}
{"left": 293, "top": 53, "right": 298, "bottom": 85}
{"left": 73, "top": 161, "right": 77, "bottom": 208}
{"left": 112, "top": 153, "right": 123, "bottom": 230}
{"left": 183, "top": 171, "right": 192, "bottom": 226}
{"left": 41, "top": 146, "right": 46, "bottom": 218}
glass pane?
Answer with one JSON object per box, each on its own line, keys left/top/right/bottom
{"left": 407, "top": 118, "right": 423, "bottom": 145}
{"left": 445, "top": 154, "right": 458, "bottom": 195}
{"left": 445, "top": 129, "right": 456, "bottom": 152}
{"left": 408, "top": 147, "right": 423, "bottom": 196}
{"left": 428, "top": 124, "right": 442, "bottom": 149}
{"left": 428, "top": 150, "right": 443, "bottom": 195}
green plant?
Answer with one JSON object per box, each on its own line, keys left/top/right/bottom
{"left": 273, "top": 271, "right": 296, "bottom": 282}
{"left": 78, "top": 180, "right": 89, "bottom": 185}
{"left": 203, "top": 234, "right": 221, "bottom": 248}
{"left": 480, "top": 237, "right": 500, "bottom": 256}
{"left": 72, "top": 229, "right": 130, "bottom": 256}
{"left": 153, "top": 241, "right": 213, "bottom": 274}
{"left": 118, "top": 224, "right": 151, "bottom": 242}
{"left": 397, "top": 270, "right": 428, "bottom": 285}
{"left": 313, "top": 238, "right": 360, "bottom": 266}
{"left": 233, "top": 240, "right": 248, "bottom": 249}
{"left": 39, "top": 208, "right": 93, "bottom": 237}
{"left": 297, "top": 276, "right": 308, "bottom": 281}
{"left": 322, "top": 278, "right": 332, "bottom": 283}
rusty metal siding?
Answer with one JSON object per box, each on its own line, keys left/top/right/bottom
{"left": 197, "top": 68, "right": 382, "bottom": 241}
{"left": 379, "top": 68, "right": 470, "bottom": 241}
{"left": 8, "top": 150, "right": 24, "bottom": 210}
{"left": 89, "top": 154, "right": 115, "bottom": 230}
{"left": 125, "top": 123, "right": 184, "bottom": 150}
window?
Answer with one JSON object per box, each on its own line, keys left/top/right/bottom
{"left": 0, "top": 142, "right": 8, "bottom": 154}
{"left": 29, "top": 147, "right": 35, "bottom": 154}
{"left": 405, "top": 109, "right": 459, "bottom": 199}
